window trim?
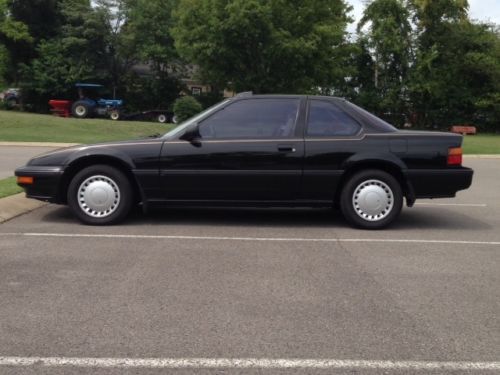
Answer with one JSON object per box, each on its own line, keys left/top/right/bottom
{"left": 304, "top": 99, "right": 364, "bottom": 139}
{"left": 197, "top": 97, "right": 302, "bottom": 140}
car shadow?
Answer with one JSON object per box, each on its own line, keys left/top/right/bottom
{"left": 42, "top": 205, "right": 492, "bottom": 231}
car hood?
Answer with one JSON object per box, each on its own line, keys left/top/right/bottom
{"left": 27, "top": 138, "right": 163, "bottom": 167}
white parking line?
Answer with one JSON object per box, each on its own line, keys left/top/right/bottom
{"left": 415, "top": 203, "right": 487, "bottom": 207}
{"left": 0, "top": 357, "right": 499, "bottom": 371}
{"left": 1, "top": 232, "right": 500, "bottom": 246}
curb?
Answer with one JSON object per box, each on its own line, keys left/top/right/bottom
{"left": 464, "top": 155, "right": 500, "bottom": 159}
{"left": 0, "top": 142, "right": 79, "bottom": 147}
{"left": 0, "top": 193, "right": 47, "bottom": 223}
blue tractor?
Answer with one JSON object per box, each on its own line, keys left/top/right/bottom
{"left": 71, "top": 83, "right": 124, "bottom": 120}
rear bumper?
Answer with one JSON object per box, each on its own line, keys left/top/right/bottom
{"left": 15, "top": 166, "right": 65, "bottom": 203}
{"left": 405, "top": 167, "right": 474, "bottom": 199}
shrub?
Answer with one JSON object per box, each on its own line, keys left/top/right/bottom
{"left": 173, "top": 96, "right": 202, "bottom": 123}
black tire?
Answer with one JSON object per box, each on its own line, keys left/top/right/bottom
{"left": 340, "top": 169, "right": 403, "bottom": 229}
{"left": 67, "top": 165, "right": 133, "bottom": 225}
{"left": 72, "top": 101, "right": 91, "bottom": 119}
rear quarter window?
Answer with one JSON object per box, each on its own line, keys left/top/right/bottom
{"left": 306, "top": 100, "right": 361, "bottom": 137}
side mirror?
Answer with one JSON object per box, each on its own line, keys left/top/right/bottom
{"left": 180, "top": 125, "right": 202, "bottom": 147}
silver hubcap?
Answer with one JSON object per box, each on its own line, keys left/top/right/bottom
{"left": 353, "top": 179, "right": 394, "bottom": 222}
{"left": 111, "top": 112, "right": 119, "bottom": 120}
{"left": 78, "top": 175, "right": 120, "bottom": 218}
{"left": 75, "top": 105, "right": 86, "bottom": 116}
{"left": 158, "top": 114, "right": 166, "bottom": 123}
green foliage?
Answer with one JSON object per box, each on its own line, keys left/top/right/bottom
{"left": 8, "top": 0, "right": 62, "bottom": 43}
{"left": 173, "top": 96, "right": 202, "bottom": 122}
{"left": 356, "top": 0, "right": 412, "bottom": 125}
{"left": 122, "top": 0, "right": 179, "bottom": 72}
{"left": 0, "top": 176, "right": 23, "bottom": 199}
{"left": 18, "top": 0, "right": 110, "bottom": 110}
{"left": 120, "top": 72, "right": 182, "bottom": 112}
{"left": 408, "top": 0, "right": 500, "bottom": 129}
{"left": 0, "top": 0, "right": 32, "bottom": 43}
{"left": 119, "top": 0, "right": 182, "bottom": 110}
{"left": 173, "top": 0, "right": 352, "bottom": 93}
{"left": 0, "top": 109, "right": 173, "bottom": 143}
{"left": 0, "top": 0, "right": 33, "bottom": 83}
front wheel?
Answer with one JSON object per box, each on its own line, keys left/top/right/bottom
{"left": 340, "top": 170, "right": 403, "bottom": 229}
{"left": 110, "top": 110, "right": 121, "bottom": 121}
{"left": 67, "top": 165, "right": 133, "bottom": 225}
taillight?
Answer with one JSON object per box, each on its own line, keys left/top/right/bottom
{"left": 447, "top": 147, "right": 462, "bottom": 166}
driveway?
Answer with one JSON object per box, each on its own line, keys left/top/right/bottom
{"left": 0, "top": 146, "right": 58, "bottom": 178}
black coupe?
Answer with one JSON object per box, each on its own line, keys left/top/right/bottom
{"left": 15, "top": 93, "right": 474, "bottom": 229}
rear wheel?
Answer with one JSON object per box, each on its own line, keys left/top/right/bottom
{"left": 72, "top": 101, "right": 91, "bottom": 118}
{"left": 340, "top": 169, "right": 403, "bottom": 229}
{"left": 67, "top": 165, "right": 132, "bottom": 225}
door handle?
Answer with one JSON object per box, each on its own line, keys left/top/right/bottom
{"left": 277, "top": 145, "right": 296, "bottom": 153}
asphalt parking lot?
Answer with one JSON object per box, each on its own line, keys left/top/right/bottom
{"left": 0, "top": 158, "right": 499, "bottom": 374}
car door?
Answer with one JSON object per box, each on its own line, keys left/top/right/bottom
{"left": 301, "top": 99, "right": 364, "bottom": 201}
{"left": 160, "top": 97, "right": 306, "bottom": 202}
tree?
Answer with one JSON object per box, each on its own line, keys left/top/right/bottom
{"left": 408, "top": 0, "right": 500, "bottom": 129}
{"left": 0, "top": 0, "right": 32, "bottom": 83}
{"left": 411, "top": 0, "right": 469, "bottom": 48}
{"left": 173, "top": 0, "right": 352, "bottom": 93}
{"left": 173, "top": 95, "right": 202, "bottom": 122}
{"left": 356, "top": 0, "right": 413, "bottom": 125}
{"left": 20, "top": 0, "right": 111, "bottom": 109}
{"left": 8, "top": 0, "right": 62, "bottom": 43}
{"left": 119, "top": 0, "right": 182, "bottom": 110}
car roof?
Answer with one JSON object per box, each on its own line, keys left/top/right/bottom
{"left": 75, "top": 83, "right": 103, "bottom": 88}
{"left": 232, "top": 93, "right": 345, "bottom": 101}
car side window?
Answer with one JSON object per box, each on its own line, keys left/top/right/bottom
{"left": 199, "top": 99, "right": 300, "bottom": 139}
{"left": 306, "top": 100, "right": 361, "bottom": 137}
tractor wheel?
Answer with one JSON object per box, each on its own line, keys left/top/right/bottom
{"left": 72, "top": 101, "right": 91, "bottom": 119}
{"left": 110, "top": 110, "right": 121, "bottom": 121}
{"left": 5, "top": 97, "right": 18, "bottom": 110}
{"left": 157, "top": 113, "right": 167, "bottom": 123}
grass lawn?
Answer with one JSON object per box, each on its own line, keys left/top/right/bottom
{"left": 0, "top": 177, "right": 23, "bottom": 199}
{"left": 0, "top": 110, "right": 175, "bottom": 143}
{"left": 462, "top": 134, "right": 500, "bottom": 155}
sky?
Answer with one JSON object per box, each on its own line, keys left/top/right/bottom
{"left": 346, "top": 0, "right": 500, "bottom": 32}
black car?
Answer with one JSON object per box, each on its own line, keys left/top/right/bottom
{"left": 15, "top": 93, "right": 473, "bottom": 229}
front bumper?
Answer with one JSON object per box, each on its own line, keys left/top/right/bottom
{"left": 405, "top": 167, "right": 474, "bottom": 199}
{"left": 15, "top": 166, "right": 65, "bottom": 203}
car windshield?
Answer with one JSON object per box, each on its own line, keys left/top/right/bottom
{"left": 344, "top": 101, "right": 398, "bottom": 132}
{"left": 163, "top": 99, "right": 231, "bottom": 139}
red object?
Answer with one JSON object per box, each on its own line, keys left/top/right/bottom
{"left": 450, "top": 125, "right": 477, "bottom": 135}
{"left": 447, "top": 147, "right": 463, "bottom": 166}
{"left": 48, "top": 100, "right": 72, "bottom": 118}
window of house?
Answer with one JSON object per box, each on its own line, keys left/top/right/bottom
{"left": 191, "top": 87, "right": 202, "bottom": 96}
